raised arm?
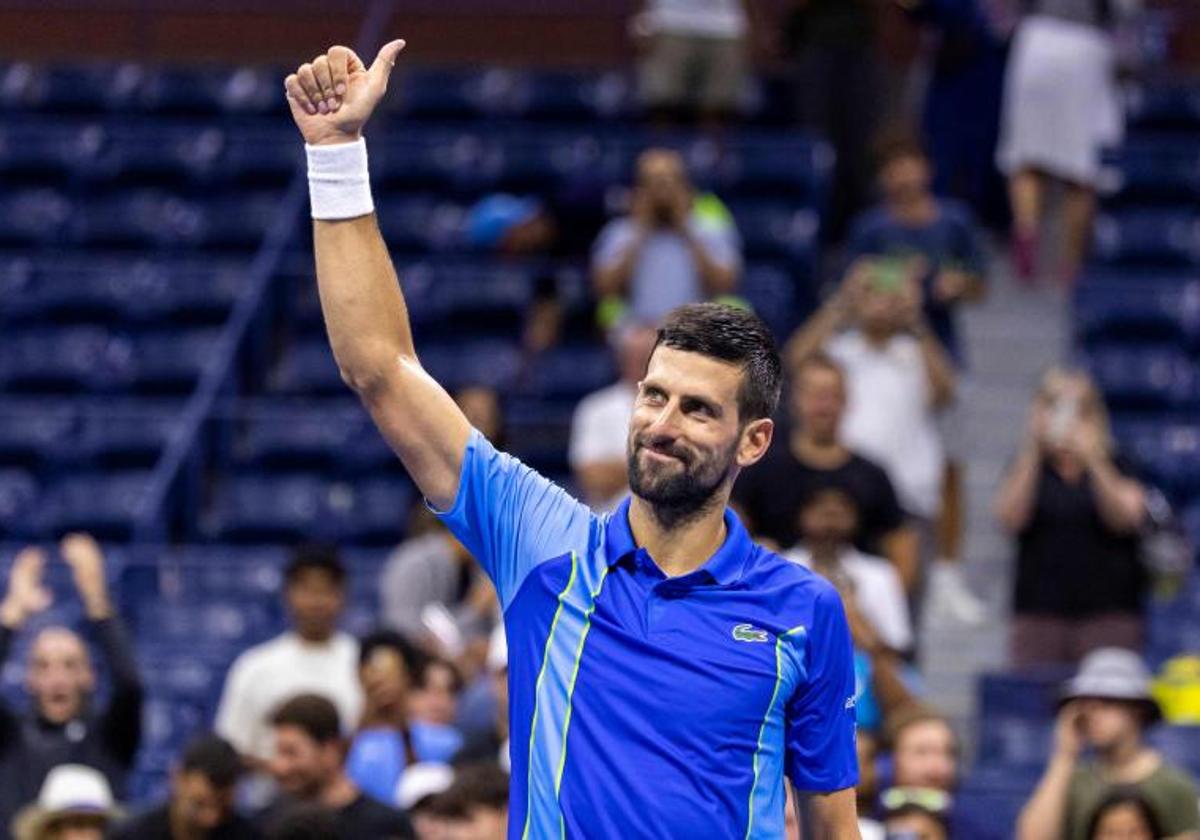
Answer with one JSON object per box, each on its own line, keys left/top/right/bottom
{"left": 60, "top": 534, "right": 143, "bottom": 766}
{"left": 285, "top": 42, "right": 471, "bottom": 510}
{"left": 0, "top": 548, "right": 52, "bottom": 741}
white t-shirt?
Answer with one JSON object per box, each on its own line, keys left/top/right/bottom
{"left": 643, "top": 0, "right": 748, "bottom": 38}
{"left": 785, "top": 547, "right": 913, "bottom": 654}
{"left": 826, "top": 330, "right": 945, "bottom": 519}
{"left": 569, "top": 381, "right": 636, "bottom": 510}
{"left": 215, "top": 631, "right": 363, "bottom": 760}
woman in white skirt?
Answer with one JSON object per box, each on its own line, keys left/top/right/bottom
{"left": 997, "top": 0, "right": 1138, "bottom": 284}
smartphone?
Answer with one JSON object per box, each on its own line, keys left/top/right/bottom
{"left": 870, "top": 258, "right": 908, "bottom": 294}
{"left": 1048, "top": 394, "right": 1078, "bottom": 444}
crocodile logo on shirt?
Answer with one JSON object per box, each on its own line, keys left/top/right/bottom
{"left": 732, "top": 623, "right": 770, "bottom": 643}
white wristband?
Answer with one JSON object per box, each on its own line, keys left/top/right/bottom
{"left": 306, "top": 138, "right": 375, "bottom": 220}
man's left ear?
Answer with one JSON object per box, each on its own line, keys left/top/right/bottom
{"left": 737, "top": 418, "right": 774, "bottom": 468}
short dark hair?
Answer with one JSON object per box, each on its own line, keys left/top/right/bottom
{"left": 284, "top": 544, "right": 346, "bottom": 588}
{"left": 271, "top": 694, "right": 341, "bottom": 745}
{"left": 358, "top": 628, "right": 423, "bottom": 674}
{"left": 443, "top": 762, "right": 509, "bottom": 814}
{"left": 178, "top": 733, "right": 244, "bottom": 789}
{"left": 653, "top": 303, "right": 782, "bottom": 422}
{"left": 1085, "top": 788, "right": 1165, "bottom": 840}
{"left": 873, "top": 125, "right": 928, "bottom": 172}
{"left": 414, "top": 656, "right": 464, "bottom": 695}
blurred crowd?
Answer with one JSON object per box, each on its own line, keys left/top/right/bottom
{"left": 1, "top": 0, "right": 1193, "bottom": 838}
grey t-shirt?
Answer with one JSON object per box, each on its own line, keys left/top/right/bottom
{"left": 591, "top": 216, "right": 741, "bottom": 324}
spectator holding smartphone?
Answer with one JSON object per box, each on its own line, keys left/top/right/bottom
{"left": 788, "top": 257, "right": 961, "bottom": 617}
{"left": 994, "top": 367, "right": 1147, "bottom": 667}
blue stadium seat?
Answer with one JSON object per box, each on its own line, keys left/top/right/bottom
{"left": 0, "top": 189, "right": 72, "bottom": 246}
{"left": 76, "top": 400, "right": 182, "bottom": 468}
{"left": 504, "top": 397, "right": 577, "bottom": 478}
{"left": 35, "top": 470, "right": 151, "bottom": 540}
{"left": 952, "top": 765, "right": 1041, "bottom": 840}
{"left": 1104, "top": 137, "right": 1200, "bottom": 203}
{"left": 0, "top": 400, "right": 78, "bottom": 469}
{"left": 375, "top": 195, "right": 469, "bottom": 254}
{"left": 1116, "top": 422, "right": 1200, "bottom": 506}
{"left": 976, "top": 668, "right": 1069, "bottom": 768}
{"left": 1092, "top": 208, "right": 1200, "bottom": 267}
{"left": 0, "top": 469, "right": 39, "bottom": 539}
{"left": 514, "top": 69, "right": 634, "bottom": 122}
{"left": 419, "top": 340, "right": 525, "bottom": 392}
{"left": 337, "top": 477, "right": 412, "bottom": 545}
{"left": 270, "top": 339, "right": 346, "bottom": 395}
{"left": 69, "top": 189, "right": 204, "bottom": 250}
{"left": 741, "top": 263, "right": 806, "bottom": 339}
{"left": 516, "top": 344, "right": 616, "bottom": 402}
{"left": 1085, "top": 346, "right": 1197, "bottom": 412}
{"left": 1149, "top": 725, "right": 1200, "bottom": 778}
{"left": 203, "top": 473, "right": 335, "bottom": 543}
{"left": 391, "top": 68, "right": 515, "bottom": 121}
{"left": 1074, "top": 276, "right": 1200, "bottom": 349}
{"left": 135, "top": 601, "right": 278, "bottom": 648}
{"left": 724, "top": 200, "right": 820, "bottom": 264}
{"left": 235, "top": 402, "right": 394, "bottom": 473}
{"left": 0, "top": 327, "right": 122, "bottom": 393}
{"left": 1125, "top": 82, "right": 1200, "bottom": 131}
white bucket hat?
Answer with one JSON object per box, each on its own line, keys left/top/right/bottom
{"left": 1060, "top": 647, "right": 1162, "bottom": 723}
{"left": 12, "top": 764, "right": 123, "bottom": 840}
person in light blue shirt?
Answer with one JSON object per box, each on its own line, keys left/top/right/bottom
{"left": 592, "top": 148, "right": 742, "bottom": 325}
{"left": 286, "top": 39, "right": 859, "bottom": 839}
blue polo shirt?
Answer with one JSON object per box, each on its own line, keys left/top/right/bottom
{"left": 436, "top": 430, "right": 858, "bottom": 838}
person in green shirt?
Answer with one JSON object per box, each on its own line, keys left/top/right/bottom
{"left": 1018, "top": 648, "right": 1200, "bottom": 840}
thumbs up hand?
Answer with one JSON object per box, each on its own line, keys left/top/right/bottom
{"left": 284, "top": 39, "right": 407, "bottom": 146}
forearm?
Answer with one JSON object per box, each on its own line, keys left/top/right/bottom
{"left": 995, "top": 445, "right": 1042, "bottom": 533}
{"left": 685, "top": 233, "right": 738, "bottom": 296}
{"left": 592, "top": 232, "right": 647, "bottom": 298}
{"left": 1017, "top": 754, "right": 1077, "bottom": 840}
{"left": 315, "top": 213, "right": 416, "bottom": 390}
{"left": 880, "top": 527, "right": 919, "bottom": 592}
{"left": 1087, "top": 457, "right": 1145, "bottom": 533}
{"left": 802, "top": 788, "right": 861, "bottom": 839}
{"left": 913, "top": 323, "right": 956, "bottom": 408}
{"left": 786, "top": 301, "right": 845, "bottom": 370}
{"left": 93, "top": 616, "right": 142, "bottom": 694}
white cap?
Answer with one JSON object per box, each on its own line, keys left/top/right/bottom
{"left": 396, "top": 762, "right": 455, "bottom": 810}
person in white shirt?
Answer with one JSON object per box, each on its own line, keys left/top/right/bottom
{"left": 632, "top": 0, "right": 754, "bottom": 123}
{"left": 785, "top": 487, "right": 912, "bottom": 656}
{"left": 569, "top": 322, "right": 658, "bottom": 510}
{"left": 215, "top": 546, "right": 363, "bottom": 765}
{"left": 789, "top": 257, "right": 984, "bottom": 624}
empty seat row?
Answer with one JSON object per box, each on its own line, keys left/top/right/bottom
{"left": 0, "top": 469, "right": 153, "bottom": 540}
{"left": 200, "top": 473, "right": 413, "bottom": 545}
{"left": 1084, "top": 345, "right": 1200, "bottom": 413}
{"left": 0, "top": 188, "right": 284, "bottom": 252}
{"left": 0, "top": 254, "right": 246, "bottom": 326}
{"left": 0, "top": 117, "right": 831, "bottom": 202}
{"left": 0, "top": 327, "right": 218, "bottom": 395}
{"left": 1103, "top": 136, "right": 1200, "bottom": 203}
{"left": 0, "top": 398, "right": 181, "bottom": 470}
{"left": 1092, "top": 207, "right": 1200, "bottom": 268}
{"left": 1075, "top": 272, "right": 1200, "bottom": 348}
{"left": 0, "top": 63, "right": 800, "bottom": 127}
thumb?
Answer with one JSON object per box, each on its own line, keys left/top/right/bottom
{"left": 368, "top": 39, "right": 407, "bottom": 89}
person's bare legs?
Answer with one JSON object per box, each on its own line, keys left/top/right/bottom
{"left": 1009, "top": 167, "right": 1044, "bottom": 282}
{"left": 1060, "top": 181, "right": 1096, "bottom": 288}
{"left": 936, "top": 460, "right": 964, "bottom": 562}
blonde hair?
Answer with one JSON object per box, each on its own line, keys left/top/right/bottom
{"left": 1036, "top": 365, "right": 1115, "bottom": 454}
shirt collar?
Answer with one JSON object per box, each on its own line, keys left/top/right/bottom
{"left": 602, "top": 496, "right": 754, "bottom": 585}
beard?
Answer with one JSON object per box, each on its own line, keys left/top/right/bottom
{"left": 627, "top": 433, "right": 737, "bottom": 531}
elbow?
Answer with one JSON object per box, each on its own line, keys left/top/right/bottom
{"left": 333, "top": 341, "right": 406, "bottom": 397}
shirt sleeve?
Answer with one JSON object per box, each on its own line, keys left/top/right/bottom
{"left": 93, "top": 617, "right": 143, "bottom": 767}
{"left": 433, "top": 429, "right": 595, "bottom": 610}
{"left": 569, "top": 394, "right": 616, "bottom": 469}
{"left": 214, "top": 654, "right": 259, "bottom": 758}
{"left": 784, "top": 586, "right": 859, "bottom": 792}
{"left": 591, "top": 219, "right": 634, "bottom": 273}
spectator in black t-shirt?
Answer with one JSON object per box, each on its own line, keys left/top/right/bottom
{"left": 734, "top": 353, "right": 920, "bottom": 591}
{"left": 112, "top": 733, "right": 260, "bottom": 840}
{"left": 0, "top": 535, "right": 143, "bottom": 836}
{"left": 258, "top": 695, "right": 412, "bottom": 840}
{"left": 994, "top": 367, "right": 1147, "bottom": 668}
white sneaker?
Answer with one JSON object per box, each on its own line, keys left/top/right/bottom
{"left": 926, "top": 560, "right": 987, "bottom": 626}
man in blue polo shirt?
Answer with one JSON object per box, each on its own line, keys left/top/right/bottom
{"left": 284, "top": 40, "right": 860, "bottom": 838}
